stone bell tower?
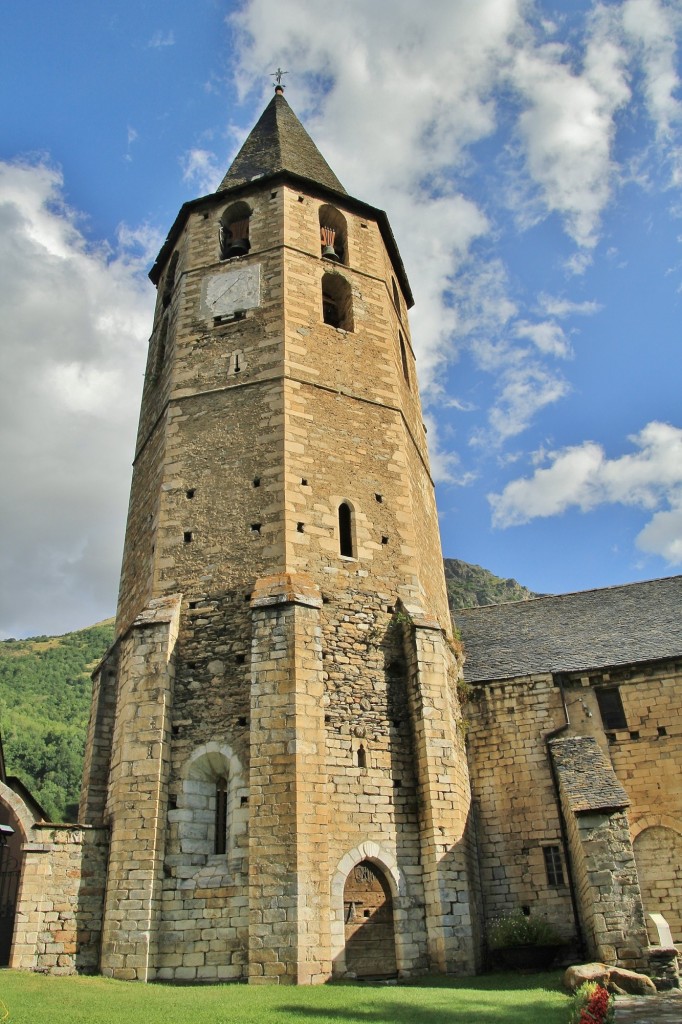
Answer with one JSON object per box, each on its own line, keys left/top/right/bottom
{"left": 80, "top": 86, "right": 477, "bottom": 983}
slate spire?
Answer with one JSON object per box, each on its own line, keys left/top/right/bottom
{"left": 217, "top": 91, "right": 347, "bottom": 195}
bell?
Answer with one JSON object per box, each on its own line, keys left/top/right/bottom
{"left": 225, "top": 237, "right": 250, "bottom": 258}
{"left": 322, "top": 244, "right": 340, "bottom": 262}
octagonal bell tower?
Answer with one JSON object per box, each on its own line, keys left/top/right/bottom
{"left": 80, "top": 86, "right": 477, "bottom": 984}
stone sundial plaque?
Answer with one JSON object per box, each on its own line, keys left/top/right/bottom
{"left": 201, "top": 263, "right": 261, "bottom": 318}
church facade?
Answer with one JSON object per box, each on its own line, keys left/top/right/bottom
{"left": 2, "top": 91, "right": 680, "bottom": 985}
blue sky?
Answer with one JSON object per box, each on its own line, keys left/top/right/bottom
{"left": 1, "top": 0, "right": 682, "bottom": 637}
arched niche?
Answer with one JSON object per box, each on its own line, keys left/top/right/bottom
{"left": 633, "top": 825, "right": 682, "bottom": 945}
{"left": 322, "top": 273, "right": 354, "bottom": 332}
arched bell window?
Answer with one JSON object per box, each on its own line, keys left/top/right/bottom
{"left": 319, "top": 204, "right": 348, "bottom": 265}
{"left": 220, "top": 201, "right": 252, "bottom": 260}
{"left": 162, "top": 251, "right": 179, "bottom": 310}
{"left": 338, "top": 501, "right": 355, "bottom": 558}
{"left": 322, "top": 273, "right": 354, "bottom": 331}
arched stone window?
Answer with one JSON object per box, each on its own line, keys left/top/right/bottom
{"left": 152, "top": 314, "right": 169, "bottom": 383}
{"left": 175, "top": 744, "right": 246, "bottom": 865}
{"left": 219, "top": 201, "right": 252, "bottom": 260}
{"left": 391, "top": 277, "right": 401, "bottom": 316}
{"left": 322, "top": 273, "right": 354, "bottom": 331}
{"left": 338, "top": 501, "right": 355, "bottom": 558}
{"left": 161, "top": 250, "right": 179, "bottom": 310}
{"left": 319, "top": 204, "right": 348, "bottom": 265}
{"left": 399, "top": 332, "right": 410, "bottom": 388}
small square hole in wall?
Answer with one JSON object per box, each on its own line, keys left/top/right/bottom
{"left": 271, "top": 191, "right": 277, "bottom": 199}
{"left": 658, "top": 725, "right": 668, "bottom": 736}
{"left": 238, "top": 716, "right": 248, "bottom": 726}
{"left": 393, "top": 779, "right": 402, "bottom": 788}
{"left": 189, "top": 601, "right": 198, "bottom": 609}
{"left": 241, "top": 796, "right": 249, "bottom": 806}
{"left": 250, "top": 523, "right": 261, "bottom": 534}
{"left": 301, "top": 478, "right": 308, "bottom": 486}
{"left": 171, "top": 725, "right": 180, "bottom": 736}
{"left": 235, "top": 653, "right": 246, "bottom": 665}
{"left": 253, "top": 477, "right": 260, "bottom": 488}
{"left": 186, "top": 488, "right": 195, "bottom": 499}
{"left": 187, "top": 661, "right": 197, "bottom": 670}
{"left": 629, "top": 730, "right": 640, "bottom": 740}
{"left": 298, "top": 195, "right": 305, "bottom": 203}
{"left": 297, "top": 522, "right": 305, "bottom": 533}
{"left": 324, "top": 715, "right": 331, "bottom": 724}
{"left": 183, "top": 531, "right": 193, "bottom": 543}
{"left": 606, "top": 732, "right": 616, "bottom": 744}
{"left": 169, "top": 795, "right": 178, "bottom": 808}
{"left": 202, "top": 212, "right": 209, "bottom": 220}
{"left": 521, "top": 906, "right": 531, "bottom": 917}
{"left": 381, "top": 536, "right": 389, "bottom": 545}
{"left": 375, "top": 493, "right": 383, "bottom": 503}
{"left": 393, "top": 719, "right": 402, "bottom": 729}
{"left": 363, "top": 909, "right": 371, "bottom": 918}
{"left": 244, "top": 592, "right": 252, "bottom": 602}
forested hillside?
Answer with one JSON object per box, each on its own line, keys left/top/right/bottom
{"left": 0, "top": 560, "right": 539, "bottom": 822}
{"left": 0, "top": 621, "right": 114, "bottom": 821}
{"left": 444, "top": 557, "right": 540, "bottom": 609}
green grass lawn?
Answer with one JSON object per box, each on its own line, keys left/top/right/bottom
{"left": 0, "top": 970, "right": 570, "bottom": 1024}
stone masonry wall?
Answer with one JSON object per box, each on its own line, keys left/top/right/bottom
{"left": 464, "top": 676, "right": 577, "bottom": 941}
{"left": 10, "top": 824, "right": 108, "bottom": 974}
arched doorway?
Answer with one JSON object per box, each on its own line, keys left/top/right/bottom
{"left": 0, "top": 800, "right": 24, "bottom": 966}
{"left": 634, "top": 826, "right": 682, "bottom": 945}
{"left": 343, "top": 860, "right": 397, "bottom": 978}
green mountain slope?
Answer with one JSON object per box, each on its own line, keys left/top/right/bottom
{"left": 0, "top": 560, "right": 539, "bottom": 821}
{"left": 0, "top": 620, "right": 114, "bottom": 821}
{"left": 444, "top": 557, "right": 541, "bottom": 610}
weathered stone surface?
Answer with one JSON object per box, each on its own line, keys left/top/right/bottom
{"left": 564, "top": 963, "right": 611, "bottom": 992}
{"left": 609, "top": 967, "right": 658, "bottom": 996}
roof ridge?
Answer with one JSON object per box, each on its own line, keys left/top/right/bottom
{"left": 457, "top": 572, "right": 682, "bottom": 612}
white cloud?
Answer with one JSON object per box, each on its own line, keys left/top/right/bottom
{"left": 0, "top": 160, "right": 154, "bottom": 637}
{"left": 148, "top": 30, "right": 175, "bottom": 49}
{"left": 513, "top": 319, "right": 572, "bottom": 358}
{"left": 538, "top": 294, "right": 602, "bottom": 317}
{"left": 181, "top": 148, "right": 222, "bottom": 195}
{"left": 509, "top": 8, "right": 630, "bottom": 248}
{"left": 623, "top": 0, "right": 682, "bottom": 140}
{"left": 489, "top": 422, "right": 682, "bottom": 564}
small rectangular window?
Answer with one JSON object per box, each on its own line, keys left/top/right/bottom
{"left": 543, "top": 845, "right": 565, "bottom": 886}
{"left": 595, "top": 687, "right": 627, "bottom": 730}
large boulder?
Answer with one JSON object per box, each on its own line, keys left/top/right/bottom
{"left": 563, "top": 963, "right": 657, "bottom": 995}
{"left": 608, "top": 967, "right": 657, "bottom": 996}
{"left": 564, "top": 964, "right": 610, "bottom": 992}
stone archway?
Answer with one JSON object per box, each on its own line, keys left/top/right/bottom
{"left": 0, "top": 782, "right": 33, "bottom": 966}
{"left": 343, "top": 860, "right": 397, "bottom": 978}
{"left": 633, "top": 825, "right": 682, "bottom": 945}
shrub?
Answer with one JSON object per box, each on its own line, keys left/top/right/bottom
{"left": 488, "top": 908, "right": 562, "bottom": 949}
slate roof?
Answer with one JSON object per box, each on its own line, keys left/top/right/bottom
{"left": 550, "top": 736, "right": 630, "bottom": 813}
{"left": 455, "top": 575, "right": 682, "bottom": 683}
{"left": 217, "top": 93, "right": 347, "bottom": 194}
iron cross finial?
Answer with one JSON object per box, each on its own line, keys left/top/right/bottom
{"left": 271, "top": 68, "right": 288, "bottom": 88}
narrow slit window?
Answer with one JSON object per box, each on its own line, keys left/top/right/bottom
{"left": 392, "top": 277, "right": 400, "bottom": 314}
{"left": 338, "top": 502, "right": 354, "bottom": 558}
{"left": 214, "top": 778, "right": 228, "bottom": 855}
{"left": 399, "top": 332, "right": 410, "bottom": 387}
{"left": 357, "top": 745, "right": 367, "bottom": 769}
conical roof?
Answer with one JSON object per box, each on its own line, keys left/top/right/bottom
{"left": 217, "top": 92, "right": 346, "bottom": 195}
